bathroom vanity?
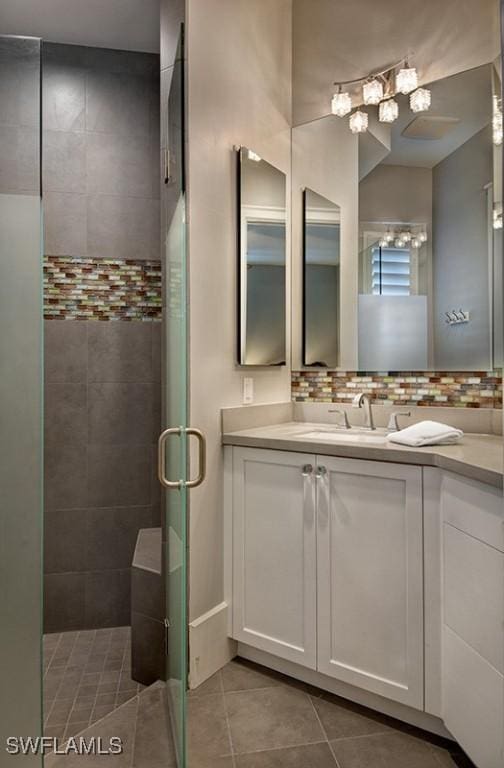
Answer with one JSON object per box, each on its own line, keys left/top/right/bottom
{"left": 223, "top": 419, "right": 503, "bottom": 768}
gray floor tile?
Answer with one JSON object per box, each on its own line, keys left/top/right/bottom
{"left": 226, "top": 686, "right": 325, "bottom": 754}
{"left": 188, "top": 693, "right": 232, "bottom": 762}
{"left": 132, "top": 684, "right": 176, "bottom": 768}
{"left": 189, "top": 670, "right": 223, "bottom": 697}
{"left": 235, "top": 742, "right": 337, "bottom": 768}
{"left": 311, "top": 695, "right": 392, "bottom": 740}
{"left": 222, "top": 660, "right": 282, "bottom": 693}
{"left": 330, "top": 732, "right": 444, "bottom": 768}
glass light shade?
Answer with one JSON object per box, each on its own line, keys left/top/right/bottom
{"left": 411, "top": 237, "right": 420, "bottom": 248}
{"left": 410, "top": 87, "right": 431, "bottom": 113}
{"left": 402, "top": 232, "right": 412, "bottom": 243}
{"left": 349, "top": 110, "right": 368, "bottom": 134}
{"left": 493, "top": 96, "right": 503, "bottom": 146}
{"left": 418, "top": 232, "right": 427, "bottom": 243}
{"left": 385, "top": 233, "right": 394, "bottom": 243}
{"left": 396, "top": 66, "right": 418, "bottom": 94}
{"left": 363, "top": 78, "right": 383, "bottom": 105}
{"left": 331, "top": 90, "right": 352, "bottom": 117}
{"left": 395, "top": 237, "right": 405, "bottom": 248}
{"left": 379, "top": 238, "right": 388, "bottom": 248}
{"left": 379, "top": 99, "right": 399, "bottom": 123}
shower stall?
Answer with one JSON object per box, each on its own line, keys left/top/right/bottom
{"left": 0, "top": 6, "right": 191, "bottom": 763}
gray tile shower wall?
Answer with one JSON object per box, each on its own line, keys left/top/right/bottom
{"left": 44, "top": 321, "right": 162, "bottom": 632}
{"left": 42, "top": 43, "right": 160, "bottom": 260}
{"left": 42, "top": 43, "right": 162, "bottom": 633}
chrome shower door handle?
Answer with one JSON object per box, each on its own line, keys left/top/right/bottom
{"left": 185, "top": 428, "right": 207, "bottom": 488}
{"left": 158, "top": 427, "right": 183, "bottom": 489}
{"left": 157, "top": 426, "right": 207, "bottom": 490}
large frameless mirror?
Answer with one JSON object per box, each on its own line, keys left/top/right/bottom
{"left": 358, "top": 63, "right": 500, "bottom": 371}
{"left": 237, "top": 147, "right": 287, "bottom": 366}
{"left": 303, "top": 189, "right": 341, "bottom": 367}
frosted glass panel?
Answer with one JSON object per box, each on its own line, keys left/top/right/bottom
{"left": 358, "top": 295, "right": 428, "bottom": 370}
{"left": 0, "top": 36, "right": 43, "bottom": 765}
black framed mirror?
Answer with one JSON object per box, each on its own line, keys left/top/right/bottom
{"left": 302, "top": 188, "right": 341, "bottom": 367}
{"left": 237, "top": 147, "right": 287, "bottom": 366}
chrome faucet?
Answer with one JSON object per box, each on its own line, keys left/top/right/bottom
{"left": 328, "top": 408, "right": 351, "bottom": 429}
{"left": 352, "top": 393, "right": 375, "bottom": 430}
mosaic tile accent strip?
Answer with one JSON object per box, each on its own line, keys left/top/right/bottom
{"left": 292, "top": 370, "right": 503, "bottom": 409}
{"left": 44, "top": 256, "right": 162, "bottom": 321}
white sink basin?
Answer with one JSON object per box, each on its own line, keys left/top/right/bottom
{"left": 301, "top": 430, "right": 389, "bottom": 444}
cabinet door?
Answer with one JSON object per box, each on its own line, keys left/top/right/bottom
{"left": 441, "top": 473, "right": 504, "bottom": 768}
{"left": 317, "top": 457, "right": 424, "bottom": 709}
{"left": 232, "top": 447, "right": 317, "bottom": 669}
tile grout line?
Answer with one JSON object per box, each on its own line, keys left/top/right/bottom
{"left": 219, "top": 671, "right": 238, "bottom": 765}
{"left": 307, "top": 694, "right": 342, "bottom": 768}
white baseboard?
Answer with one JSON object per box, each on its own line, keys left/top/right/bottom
{"left": 189, "top": 602, "right": 237, "bottom": 689}
{"left": 238, "top": 643, "right": 453, "bottom": 741}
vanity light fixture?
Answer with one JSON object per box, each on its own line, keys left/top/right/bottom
{"left": 396, "top": 64, "right": 418, "bottom": 94}
{"left": 493, "top": 95, "right": 503, "bottom": 146}
{"left": 349, "top": 109, "right": 368, "bottom": 134}
{"left": 332, "top": 56, "right": 430, "bottom": 134}
{"left": 379, "top": 98, "right": 399, "bottom": 123}
{"left": 363, "top": 78, "right": 384, "bottom": 105}
{"left": 331, "top": 87, "right": 352, "bottom": 117}
{"left": 410, "top": 87, "right": 431, "bottom": 113}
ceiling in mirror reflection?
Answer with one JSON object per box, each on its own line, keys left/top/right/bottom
{"left": 293, "top": 0, "right": 499, "bottom": 126}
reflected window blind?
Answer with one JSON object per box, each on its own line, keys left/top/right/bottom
{"left": 372, "top": 246, "right": 411, "bottom": 296}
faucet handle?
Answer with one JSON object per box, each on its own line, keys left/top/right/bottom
{"left": 352, "top": 393, "right": 363, "bottom": 408}
{"left": 328, "top": 408, "right": 350, "bottom": 429}
{"left": 387, "top": 411, "right": 411, "bottom": 432}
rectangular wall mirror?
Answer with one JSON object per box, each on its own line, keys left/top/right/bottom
{"left": 358, "top": 62, "right": 501, "bottom": 371}
{"left": 237, "top": 147, "right": 287, "bottom": 366}
{"left": 303, "top": 189, "right": 341, "bottom": 367}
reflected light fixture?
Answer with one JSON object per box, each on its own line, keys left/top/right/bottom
{"left": 396, "top": 64, "right": 418, "bottom": 94}
{"left": 379, "top": 98, "right": 399, "bottom": 123}
{"left": 493, "top": 95, "right": 503, "bottom": 146}
{"left": 411, "top": 237, "right": 420, "bottom": 248}
{"left": 410, "top": 87, "right": 431, "bottom": 113}
{"left": 363, "top": 78, "right": 383, "bottom": 105}
{"left": 349, "top": 110, "right": 368, "bottom": 134}
{"left": 331, "top": 87, "right": 352, "bottom": 117}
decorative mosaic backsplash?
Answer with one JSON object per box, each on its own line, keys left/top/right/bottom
{"left": 292, "top": 370, "right": 503, "bottom": 409}
{"left": 44, "top": 256, "right": 162, "bottom": 321}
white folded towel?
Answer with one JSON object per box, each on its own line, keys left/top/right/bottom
{"left": 388, "top": 420, "right": 463, "bottom": 447}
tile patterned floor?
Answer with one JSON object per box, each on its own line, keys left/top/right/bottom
{"left": 188, "top": 659, "right": 477, "bottom": 768}
{"left": 43, "top": 627, "right": 144, "bottom": 743}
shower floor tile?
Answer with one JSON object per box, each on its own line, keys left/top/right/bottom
{"left": 43, "top": 627, "right": 144, "bottom": 741}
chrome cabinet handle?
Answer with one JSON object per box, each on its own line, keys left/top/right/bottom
{"left": 185, "top": 428, "right": 206, "bottom": 488}
{"left": 302, "top": 464, "right": 313, "bottom": 477}
{"left": 158, "top": 426, "right": 207, "bottom": 489}
{"left": 315, "top": 466, "right": 327, "bottom": 478}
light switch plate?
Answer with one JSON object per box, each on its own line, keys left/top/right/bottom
{"left": 243, "top": 377, "right": 254, "bottom": 405}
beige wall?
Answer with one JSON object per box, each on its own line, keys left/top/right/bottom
{"left": 186, "top": 0, "right": 292, "bottom": 624}
{"left": 291, "top": 116, "right": 359, "bottom": 370}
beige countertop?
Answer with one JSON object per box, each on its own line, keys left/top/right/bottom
{"left": 222, "top": 422, "right": 503, "bottom": 489}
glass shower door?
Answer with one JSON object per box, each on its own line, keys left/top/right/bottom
{"left": 159, "top": 27, "right": 203, "bottom": 768}
{"left": 0, "top": 35, "right": 44, "bottom": 765}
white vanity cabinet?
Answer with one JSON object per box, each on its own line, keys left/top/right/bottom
{"left": 316, "top": 457, "right": 424, "bottom": 709}
{"left": 231, "top": 448, "right": 318, "bottom": 669}
{"left": 229, "top": 447, "right": 424, "bottom": 709}
{"left": 440, "top": 473, "right": 504, "bottom": 768}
